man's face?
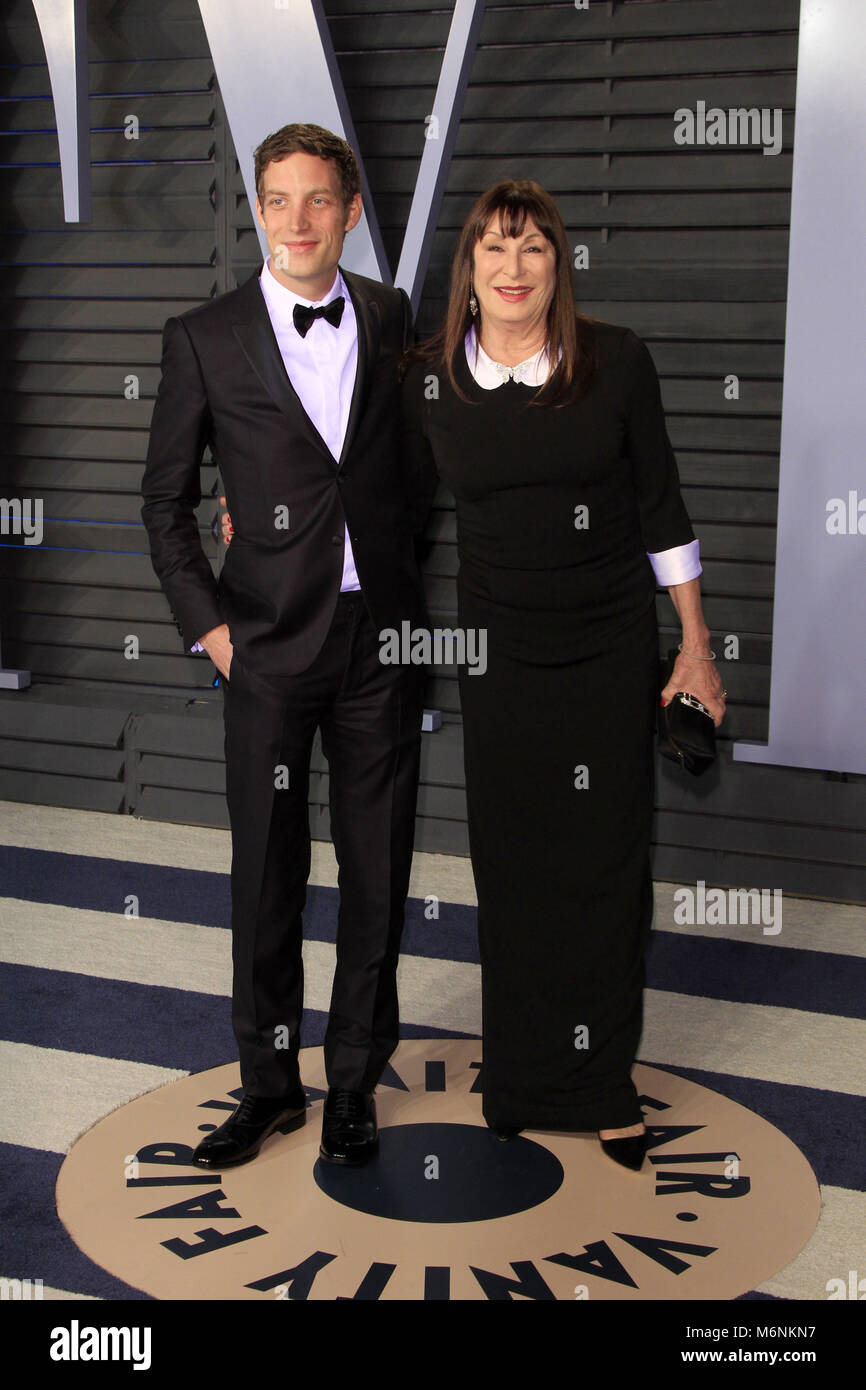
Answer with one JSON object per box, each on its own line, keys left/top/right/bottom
{"left": 255, "top": 151, "right": 362, "bottom": 299}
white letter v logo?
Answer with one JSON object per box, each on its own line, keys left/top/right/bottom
{"left": 34, "top": 0, "right": 485, "bottom": 310}
{"left": 198, "top": 0, "right": 487, "bottom": 311}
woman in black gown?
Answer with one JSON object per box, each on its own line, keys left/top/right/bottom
{"left": 400, "top": 180, "right": 725, "bottom": 1170}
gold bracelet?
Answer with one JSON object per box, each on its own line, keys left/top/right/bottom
{"left": 678, "top": 642, "right": 717, "bottom": 660}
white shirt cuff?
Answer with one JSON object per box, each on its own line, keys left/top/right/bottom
{"left": 648, "top": 538, "right": 701, "bottom": 587}
{"left": 190, "top": 641, "right": 204, "bottom": 653}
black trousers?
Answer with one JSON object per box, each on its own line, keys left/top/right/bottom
{"left": 221, "top": 593, "right": 425, "bottom": 1097}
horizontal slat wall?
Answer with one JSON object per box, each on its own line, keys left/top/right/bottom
{"left": 0, "top": 0, "right": 219, "bottom": 699}
{"left": 315, "top": 0, "right": 860, "bottom": 896}
{"left": 228, "top": 0, "right": 798, "bottom": 763}
{"left": 317, "top": 0, "right": 861, "bottom": 893}
{"left": 0, "top": 0, "right": 460, "bottom": 857}
{"left": 0, "top": 0, "right": 864, "bottom": 897}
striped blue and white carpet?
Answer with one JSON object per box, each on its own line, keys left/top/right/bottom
{"left": 1, "top": 800, "right": 864, "bottom": 1301}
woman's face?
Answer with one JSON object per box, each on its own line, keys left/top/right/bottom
{"left": 471, "top": 213, "right": 557, "bottom": 334}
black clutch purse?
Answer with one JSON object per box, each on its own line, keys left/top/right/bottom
{"left": 657, "top": 648, "right": 716, "bottom": 776}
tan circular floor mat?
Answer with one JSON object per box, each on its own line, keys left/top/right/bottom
{"left": 56, "top": 1040, "right": 820, "bottom": 1300}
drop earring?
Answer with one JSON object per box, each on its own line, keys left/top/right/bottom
{"left": 469, "top": 281, "right": 478, "bottom": 317}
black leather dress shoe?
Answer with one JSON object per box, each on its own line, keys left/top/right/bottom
{"left": 598, "top": 1128, "right": 651, "bottom": 1171}
{"left": 192, "top": 1087, "right": 307, "bottom": 1168}
{"left": 319, "top": 1087, "right": 378, "bottom": 1165}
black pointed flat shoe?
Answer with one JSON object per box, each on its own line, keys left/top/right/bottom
{"left": 598, "top": 1128, "right": 650, "bottom": 1171}
{"left": 486, "top": 1123, "right": 522, "bottom": 1142}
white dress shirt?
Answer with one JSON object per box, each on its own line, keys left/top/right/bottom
{"left": 464, "top": 326, "right": 701, "bottom": 587}
{"left": 259, "top": 256, "right": 360, "bottom": 591}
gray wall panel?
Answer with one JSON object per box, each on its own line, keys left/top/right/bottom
{"left": 0, "top": 0, "right": 863, "bottom": 899}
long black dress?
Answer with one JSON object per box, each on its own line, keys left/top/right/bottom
{"left": 402, "top": 319, "right": 695, "bottom": 1131}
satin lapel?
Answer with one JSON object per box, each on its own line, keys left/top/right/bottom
{"left": 230, "top": 271, "right": 333, "bottom": 462}
{"left": 339, "top": 268, "right": 379, "bottom": 467}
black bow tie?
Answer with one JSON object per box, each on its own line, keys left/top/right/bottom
{"left": 293, "top": 296, "right": 345, "bottom": 338}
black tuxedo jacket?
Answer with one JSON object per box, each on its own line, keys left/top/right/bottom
{"left": 141, "top": 266, "right": 435, "bottom": 679}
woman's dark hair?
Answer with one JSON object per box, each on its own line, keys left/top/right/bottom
{"left": 254, "top": 123, "right": 360, "bottom": 208}
{"left": 402, "top": 179, "right": 596, "bottom": 405}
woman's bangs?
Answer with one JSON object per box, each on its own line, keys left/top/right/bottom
{"left": 475, "top": 192, "right": 556, "bottom": 249}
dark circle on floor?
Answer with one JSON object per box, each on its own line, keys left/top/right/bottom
{"left": 313, "top": 1122, "right": 564, "bottom": 1223}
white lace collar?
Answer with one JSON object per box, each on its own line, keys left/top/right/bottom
{"left": 464, "top": 324, "right": 553, "bottom": 389}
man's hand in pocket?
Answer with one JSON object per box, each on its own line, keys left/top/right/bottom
{"left": 199, "top": 623, "right": 233, "bottom": 680}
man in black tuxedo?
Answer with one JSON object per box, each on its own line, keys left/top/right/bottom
{"left": 141, "top": 124, "right": 434, "bottom": 1168}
